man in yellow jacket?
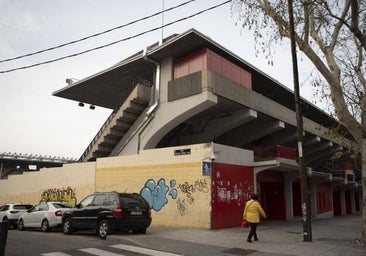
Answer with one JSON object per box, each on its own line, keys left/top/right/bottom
{"left": 243, "top": 193, "right": 267, "bottom": 243}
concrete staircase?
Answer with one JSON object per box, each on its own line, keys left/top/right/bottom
{"left": 79, "top": 83, "right": 151, "bottom": 162}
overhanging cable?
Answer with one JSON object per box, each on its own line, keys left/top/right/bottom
{"left": 0, "top": 1, "right": 230, "bottom": 74}
{"left": 0, "top": 0, "right": 195, "bottom": 63}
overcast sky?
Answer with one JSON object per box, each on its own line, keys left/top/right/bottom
{"left": 0, "top": 0, "right": 316, "bottom": 160}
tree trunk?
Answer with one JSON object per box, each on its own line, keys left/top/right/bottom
{"left": 362, "top": 139, "right": 366, "bottom": 244}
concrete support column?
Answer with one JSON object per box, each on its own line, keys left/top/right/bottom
{"left": 253, "top": 169, "right": 260, "bottom": 193}
{"left": 309, "top": 181, "right": 316, "bottom": 218}
{"left": 340, "top": 188, "right": 346, "bottom": 216}
{"left": 350, "top": 190, "right": 355, "bottom": 214}
{"left": 159, "top": 57, "right": 174, "bottom": 104}
{"left": 284, "top": 172, "right": 299, "bottom": 220}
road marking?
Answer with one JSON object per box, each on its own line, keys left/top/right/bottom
{"left": 42, "top": 243, "right": 183, "bottom": 256}
{"left": 111, "top": 244, "right": 183, "bottom": 256}
{"left": 79, "top": 248, "right": 125, "bottom": 256}
{"left": 41, "top": 253, "right": 71, "bottom": 256}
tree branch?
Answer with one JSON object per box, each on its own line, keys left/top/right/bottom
{"left": 326, "top": 1, "right": 349, "bottom": 50}
{"left": 303, "top": 0, "right": 311, "bottom": 43}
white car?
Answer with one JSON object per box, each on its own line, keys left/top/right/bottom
{"left": 0, "top": 203, "right": 33, "bottom": 228}
{"left": 18, "top": 201, "right": 72, "bottom": 232}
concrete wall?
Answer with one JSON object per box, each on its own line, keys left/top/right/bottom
{"left": 0, "top": 162, "right": 95, "bottom": 205}
{"left": 95, "top": 143, "right": 214, "bottom": 228}
{"left": 0, "top": 143, "right": 224, "bottom": 229}
{"left": 2, "top": 143, "right": 304, "bottom": 229}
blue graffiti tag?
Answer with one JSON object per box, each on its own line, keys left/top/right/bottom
{"left": 140, "top": 178, "right": 177, "bottom": 211}
{"left": 169, "top": 180, "right": 178, "bottom": 199}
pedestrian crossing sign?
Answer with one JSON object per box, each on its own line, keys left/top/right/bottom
{"left": 202, "top": 161, "right": 211, "bottom": 176}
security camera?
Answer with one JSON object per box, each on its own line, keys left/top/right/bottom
{"left": 209, "top": 153, "right": 216, "bottom": 160}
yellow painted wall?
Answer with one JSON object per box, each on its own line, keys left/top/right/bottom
{"left": 0, "top": 162, "right": 95, "bottom": 205}
{"left": 0, "top": 143, "right": 216, "bottom": 228}
{"left": 96, "top": 143, "right": 213, "bottom": 228}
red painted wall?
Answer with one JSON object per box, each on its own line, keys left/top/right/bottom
{"left": 254, "top": 145, "right": 296, "bottom": 160}
{"left": 211, "top": 162, "right": 253, "bottom": 229}
{"left": 276, "top": 145, "right": 296, "bottom": 160}
{"left": 316, "top": 182, "right": 332, "bottom": 214}
{"left": 174, "top": 48, "right": 252, "bottom": 89}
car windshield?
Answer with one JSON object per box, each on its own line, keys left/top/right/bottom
{"left": 0, "top": 205, "right": 8, "bottom": 211}
{"left": 52, "top": 203, "right": 72, "bottom": 209}
{"left": 13, "top": 205, "right": 32, "bottom": 210}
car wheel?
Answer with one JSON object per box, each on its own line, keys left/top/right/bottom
{"left": 63, "top": 218, "right": 73, "bottom": 235}
{"left": 132, "top": 228, "right": 146, "bottom": 234}
{"left": 97, "top": 220, "right": 110, "bottom": 240}
{"left": 18, "top": 219, "right": 25, "bottom": 231}
{"left": 42, "top": 219, "right": 50, "bottom": 232}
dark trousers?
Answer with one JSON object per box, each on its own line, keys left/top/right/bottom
{"left": 247, "top": 222, "right": 258, "bottom": 241}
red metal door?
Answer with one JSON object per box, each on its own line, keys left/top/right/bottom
{"left": 292, "top": 181, "right": 302, "bottom": 217}
{"left": 345, "top": 190, "right": 352, "bottom": 214}
{"left": 261, "top": 182, "right": 286, "bottom": 220}
{"left": 211, "top": 162, "right": 253, "bottom": 229}
{"left": 332, "top": 191, "right": 341, "bottom": 216}
{"left": 355, "top": 192, "right": 360, "bottom": 212}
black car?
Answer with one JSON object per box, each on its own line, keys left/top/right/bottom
{"left": 62, "top": 191, "right": 151, "bottom": 239}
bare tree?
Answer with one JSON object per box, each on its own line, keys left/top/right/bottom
{"left": 232, "top": 0, "right": 366, "bottom": 244}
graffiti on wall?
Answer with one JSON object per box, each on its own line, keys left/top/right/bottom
{"left": 176, "top": 198, "right": 187, "bottom": 216}
{"left": 41, "top": 187, "right": 77, "bottom": 206}
{"left": 140, "top": 178, "right": 209, "bottom": 216}
{"left": 213, "top": 170, "right": 253, "bottom": 207}
{"left": 140, "top": 178, "right": 178, "bottom": 211}
{"left": 215, "top": 181, "right": 251, "bottom": 206}
{"left": 178, "top": 179, "right": 209, "bottom": 204}
{"left": 176, "top": 179, "right": 209, "bottom": 216}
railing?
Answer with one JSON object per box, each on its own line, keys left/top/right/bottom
{"left": 254, "top": 145, "right": 296, "bottom": 160}
{"left": 325, "top": 162, "right": 353, "bottom": 171}
{"left": 0, "top": 152, "right": 77, "bottom": 163}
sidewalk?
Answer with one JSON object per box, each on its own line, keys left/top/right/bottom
{"left": 109, "top": 214, "right": 366, "bottom": 256}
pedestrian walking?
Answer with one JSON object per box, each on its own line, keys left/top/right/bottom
{"left": 243, "top": 193, "right": 267, "bottom": 243}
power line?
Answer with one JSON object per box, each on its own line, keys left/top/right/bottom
{"left": 0, "top": 0, "right": 196, "bottom": 63}
{"left": 0, "top": 1, "right": 230, "bottom": 74}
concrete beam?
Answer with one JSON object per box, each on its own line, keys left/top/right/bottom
{"left": 217, "top": 120, "right": 285, "bottom": 147}
{"left": 259, "top": 127, "right": 297, "bottom": 145}
{"left": 211, "top": 71, "right": 351, "bottom": 148}
{"left": 180, "top": 108, "right": 257, "bottom": 143}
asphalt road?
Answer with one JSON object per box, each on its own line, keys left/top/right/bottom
{"left": 5, "top": 229, "right": 175, "bottom": 256}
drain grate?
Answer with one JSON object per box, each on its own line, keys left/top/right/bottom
{"left": 222, "top": 247, "right": 257, "bottom": 255}
{"left": 287, "top": 231, "right": 302, "bottom": 234}
{"left": 316, "top": 237, "right": 349, "bottom": 242}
